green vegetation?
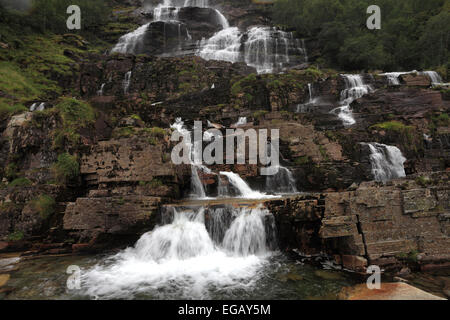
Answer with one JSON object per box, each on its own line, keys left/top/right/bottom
{"left": 273, "top": 0, "right": 450, "bottom": 72}
{"left": 370, "top": 121, "right": 413, "bottom": 132}
{"left": 7, "top": 231, "right": 24, "bottom": 241}
{"left": 52, "top": 98, "right": 95, "bottom": 149}
{"left": 396, "top": 249, "right": 420, "bottom": 263}
{"left": 53, "top": 153, "right": 80, "bottom": 185}
{"left": 9, "top": 177, "right": 32, "bottom": 187}
{"left": 253, "top": 110, "right": 268, "bottom": 119}
{"left": 31, "top": 194, "right": 56, "bottom": 219}
{"left": 139, "top": 178, "right": 164, "bottom": 189}
{"left": 415, "top": 175, "right": 431, "bottom": 187}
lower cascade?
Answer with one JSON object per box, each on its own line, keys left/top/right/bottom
{"left": 80, "top": 205, "right": 275, "bottom": 299}
{"left": 365, "top": 143, "right": 406, "bottom": 183}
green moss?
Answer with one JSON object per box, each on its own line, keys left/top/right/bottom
{"left": 139, "top": 178, "right": 163, "bottom": 189}
{"left": 253, "top": 110, "right": 268, "bottom": 119}
{"left": 55, "top": 97, "right": 95, "bottom": 128}
{"left": 53, "top": 153, "right": 80, "bottom": 185}
{"left": 415, "top": 176, "right": 431, "bottom": 187}
{"left": 370, "top": 121, "right": 413, "bottom": 131}
{"left": 9, "top": 177, "right": 32, "bottom": 187}
{"left": 31, "top": 194, "right": 56, "bottom": 219}
{"left": 295, "top": 156, "right": 311, "bottom": 165}
{"left": 7, "top": 231, "right": 24, "bottom": 241}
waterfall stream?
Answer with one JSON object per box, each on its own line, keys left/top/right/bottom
{"left": 365, "top": 143, "right": 406, "bottom": 183}
{"left": 112, "top": 0, "right": 307, "bottom": 73}
{"left": 331, "top": 74, "right": 372, "bottom": 126}
{"left": 80, "top": 205, "right": 275, "bottom": 299}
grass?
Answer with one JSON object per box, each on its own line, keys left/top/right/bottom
{"left": 53, "top": 153, "right": 80, "bottom": 185}
{"left": 9, "top": 177, "right": 32, "bottom": 187}
{"left": 7, "top": 231, "right": 24, "bottom": 241}
{"left": 370, "top": 121, "right": 413, "bottom": 131}
{"left": 31, "top": 194, "right": 56, "bottom": 219}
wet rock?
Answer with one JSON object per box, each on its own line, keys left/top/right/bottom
{"left": 339, "top": 282, "right": 446, "bottom": 300}
{"left": 0, "top": 274, "right": 10, "bottom": 288}
{"left": 314, "top": 270, "right": 344, "bottom": 281}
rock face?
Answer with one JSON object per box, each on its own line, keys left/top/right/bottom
{"left": 339, "top": 282, "right": 446, "bottom": 300}
{"left": 267, "top": 172, "right": 450, "bottom": 272}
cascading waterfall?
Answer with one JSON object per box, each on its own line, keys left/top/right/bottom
{"left": 380, "top": 71, "right": 416, "bottom": 86}
{"left": 265, "top": 165, "right": 298, "bottom": 194}
{"left": 198, "top": 26, "right": 307, "bottom": 74}
{"left": 80, "top": 205, "right": 275, "bottom": 299}
{"left": 123, "top": 71, "right": 132, "bottom": 94}
{"left": 219, "top": 171, "right": 268, "bottom": 199}
{"left": 197, "top": 27, "right": 243, "bottom": 63}
{"left": 171, "top": 118, "right": 208, "bottom": 198}
{"left": 112, "top": 0, "right": 307, "bottom": 73}
{"left": 331, "top": 74, "right": 372, "bottom": 126}
{"left": 364, "top": 143, "right": 406, "bottom": 183}
{"left": 111, "top": 24, "right": 150, "bottom": 54}
{"left": 233, "top": 117, "right": 247, "bottom": 127}
{"left": 97, "top": 83, "right": 105, "bottom": 96}
{"left": 420, "top": 71, "right": 444, "bottom": 85}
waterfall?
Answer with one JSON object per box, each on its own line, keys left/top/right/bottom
{"left": 171, "top": 118, "right": 208, "bottom": 198}
{"left": 111, "top": 24, "right": 149, "bottom": 54}
{"left": 223, "top": 207, "right": 269, "bottom": 256}
{"left": 233, "top": 117, "right": 247, "bottom": 127}
{"left": 265, "top": 165, "right": 297, "bottom": 194}
{"left": 365, "top": 143, "right": 406, "bottom": 183}
{"left": 331, "top": 74, "right": 372, "bottom": 126}
{"left": 219, "top": 171, "right": 267, "bottom": 199}
{"left": 80, "top": 205, "right": 275, "bottom": 299}
{"left": 197, "top": 27, "right": 243, "bottom": 63}
{"left": 97, "top": 83, "right": 105, "bottom": 96}
{"left": 244, "top": 27, "right": 305, "bottom": 74}
{"left": 420, "top": 71, "right": 443, "bottom": 85}
{"left": 123, "top": 71, "right": 132, "bottom": 94}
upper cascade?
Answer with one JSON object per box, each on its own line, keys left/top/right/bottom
{"left": 197, "top": 26, "right": 307, "bottom": 74}
{"left": 111, "top": 0, "right": 307, "bottom": 74}
{"left": 331, "top": 74, "right": 372, "bottom": 126}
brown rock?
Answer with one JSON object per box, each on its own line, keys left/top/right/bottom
{"left": 0, "top": 274, "right": 10, "bottom": 288}
{"left": 339, "top": 282, "right": 446, "bottom": 300}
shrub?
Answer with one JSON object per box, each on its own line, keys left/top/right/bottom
{"left": 32, "top": 194, "right": 56, "bottom": 219}
{"left": 53, "top": 153, "right": 79, "bottom": 184}
{"left": 7, "top": 231, "right": 24, "bottom": 241}
{"left": 9, "top": 177, "right": 32, "bottom": 187}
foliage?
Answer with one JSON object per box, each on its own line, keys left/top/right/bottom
{"left": 9, "top": 177, "right": 32, "bottom": 187}
{"left": 370, "top": 121, "right": 413, "bottom": 131}
{"left": 272, "top": 0, "right": 449, "bottom": 72}
{"left": 7, "top": 231, "right": 24, "bottom": 241}
{"left": 31, "top": 194, "right": 56, "bottom": 219}
{"left": 53, "top": 152, "right": 80, "bottom": 184}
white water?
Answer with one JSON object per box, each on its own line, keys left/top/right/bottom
{"left": 111, "top": 24, "right": 150, "bottom": 54}
{"left": 123, "top": 71, "right": 132, "bottom": 94}
{"left": 97, "top": 83, "right": 105, "bottom": 96}
{"left": 233, "top": 117, "right": 247, "bottom": 127}
{"left": 420, "top": 71, "right": 444, "bottom": 85}
{"left": 380, "top": 71, "right": 417, "bottom": 86}
{"left": 198, "top": 26, "right": 307, "bottom": 74}
{"left": 171, "top": 118, "right": 208, "bottom": 198}
{"left": 365, "top": 143, "right": 406, "bottom": 183}
{"left": 219, "top": 171, "right": 270, "bottom": 199}
{"left": 80, "top": 206, "right": 273, "bottom": 299}
{"left": 265, "top": 165, "right": 297, "bottom": 194}
{"left": 331, "top": 74, "right": 372, "bottom": 126}
{"left": 197, "top": 27, "right": 243, "bottom": 63}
